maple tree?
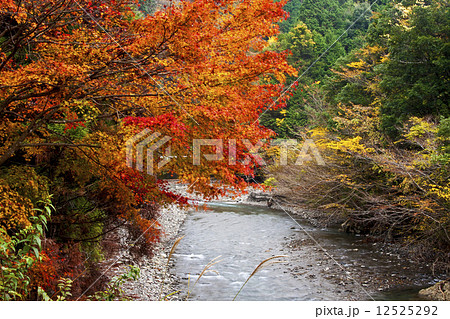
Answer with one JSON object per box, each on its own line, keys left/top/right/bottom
{"left": 1, "top": 0, "right": 295, "bottom": 299}
{"left": 0, "top": 0, "right": 295, "bottom": 189}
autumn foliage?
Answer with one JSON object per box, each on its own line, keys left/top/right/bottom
{"left": 0, "top": 0, "right": 295, "bottom": 299}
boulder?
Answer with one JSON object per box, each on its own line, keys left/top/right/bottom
{"left": 418, "top": 280, "right": 450, "bottom": 301}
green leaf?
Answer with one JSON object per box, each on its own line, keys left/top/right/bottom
{"left": 34, "top": 237, "right": 41, "bottom": 250}
{"left": 32, "top": 247, "right": 40, "bottom": 259}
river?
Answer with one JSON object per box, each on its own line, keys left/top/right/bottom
{"left": 171, "top": 202, "right": 443, "bottom": 301}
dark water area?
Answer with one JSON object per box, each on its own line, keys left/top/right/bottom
{"left": 172, "top": 202, "right": 442, "bottom": 301}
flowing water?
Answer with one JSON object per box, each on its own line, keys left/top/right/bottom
{"left": 172, "top": 202, "right": 442, "bottom": 301}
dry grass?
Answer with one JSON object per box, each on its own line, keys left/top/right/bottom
{"left": 159, "top": 236, "right": 184, "bottom": 300}
{"left": 185, "top": 255, "right": 223, "bottom": 300}
{"left": 233, "top": 255, "right": 287, "bottom": 301}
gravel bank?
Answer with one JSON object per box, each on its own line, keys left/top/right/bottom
{"left": 118, "top": 203, "right": 189, "bottom": 300}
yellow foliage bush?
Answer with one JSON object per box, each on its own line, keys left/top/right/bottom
{"left": 325, "top": 136, "right": 375, "bottom": 157}
{"left": 1, "top": 166, "right": 50, "bottom": 205}
{"left": 0, "top": 181, "right": 35, "bottom": 233}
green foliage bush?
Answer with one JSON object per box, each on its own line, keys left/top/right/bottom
{"left": 438, "top": 117, "right": 450, "bottom": 153}
{"left": 0, "top": 196, "right": 53, "bottom": 300}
